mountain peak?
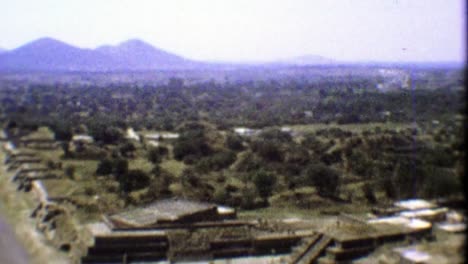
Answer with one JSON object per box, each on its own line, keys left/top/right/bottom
{"left": 8, "top": 37, "right": 85, "bottom": 59}
{"left": 96, "top": 38, "right": 188, "bottom": 68}
{"left": 116, "top": 39, "right": 157, "bottom": 52}
{"left": 0, "top": 37, "right": 199, "bottom": 71}
{"left": 120, "top": 38, "right": 151, "bottom": 46}
{"left": 22, "top": 37, "right": 71, "bottom": 49}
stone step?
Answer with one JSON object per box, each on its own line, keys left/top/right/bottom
{"left": 289, "top": 233, "right": 322, "bottom": 263}
{"left": 81, "top": 251, "right": 166, "bottom": 263}
{"left": 291, "top": 235, "right": 333, "bottom": 264}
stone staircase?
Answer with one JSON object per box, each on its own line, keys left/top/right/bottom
{"left": 289, "top": 233, "right": 333, "bottom": 264}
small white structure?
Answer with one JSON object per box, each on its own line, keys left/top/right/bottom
{"left": 216, "top": 205, "right": 237, "bottom": 219}
{"left": 72, "top": 134, "right": 94, "bottom": 143}
{"left": 234, "top": 127, "right": 258, "bottom": 137}
{"left": 145, "top": 132, "right": 179, "bottom": 141}
{"left": 436, "top": 223, "right": 466, "bottom": 233}
{"left": 406, "top": 218, "right": 432, "bottom": 230}
{"left": 3, "top": 142, "right": 15, "bottom": 152}
{"left": 368, "top": 216, "right": 409, "bottom": 225}
{"left": 393, "top": 248, "right": 431, "bottom": 263}
{"left": 125, "top": 128, "right": 140, "bottom": 141}
{"left": 304, "top": 111, "right": 313, "bottom": 117}
{"left": 217, "top": 205, "right": 235, "bottom": 215}
{"left": 380, "top": 111, "right": 392, "bottom": 118}
{"left": 394, "top": 199, "right": 436, "bottom": 211}
{"left": 398, "top": 208, "right": 448, "bottom": 222}
{"left": 367, "top": 216, "right": 431, "bottom": 230}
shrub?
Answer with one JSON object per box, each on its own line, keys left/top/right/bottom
{"left": 119, "top": 142, "right": 136, "bottom": 157}
{"left": 303, "top": 162, "right": 340, "bottom": 196}
{"left": 147, "top": 146, "right": 168, "bottom": 164}
{"left": 64, "top": 165, "right": 76, "bottom": 179}
{"left": 362, "top": 183, "right": 377, "bottom": 204}
{"left": 240, "top": 184, "right": 259, "bottom": 210}
{"left": 420, "top": 166, "right": 461, "bottom": 198}
{"left": 253, "top": 170, "right": 277, "bottom": 205}
{"left": 96, "top": 159, "right": 113, "bottom": 175}
{"left": 173, "top": 132, "right": 212, "bottom": 161}
{"left": 213, "top": 188, "right": 230, "bottom": 204}
{"left": 113, "top": 159, "right": 129, "bottom": 176}
{"left": 195, "top": 150, "right": 236, "bottom": 172}
{"left": 118, "top": 169, "right": 150, "bottom": 193}
{"left": 225, "top": 133, "right": 244, "bottom": 151}
{"left": 252, "top": 140, "right": 283, "bottom": 162}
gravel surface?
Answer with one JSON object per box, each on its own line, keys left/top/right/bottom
{"left": 0, "top": 215, "right": 29, "bottom": 264}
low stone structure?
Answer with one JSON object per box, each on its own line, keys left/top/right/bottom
{"left": 6, "top": 156, "right": 42, "bottom": 171}
{"left": 108, "top": 199, "right": 236, "bottom": 229}
{"left": 4, "top": 150, "right": 37, "bottom": 164}
{"left": 234, "top": 127, "right": 259, "bottom": 137}
{"left": 17, "top": 139, "right": 58, "bottom": 149}
{"left": 144, "top": 132, "right": 180, "bottom": 141}
{"left": 71, "top": 134, "right": 94, "bottom": 144}
{"left": 82, "top": 223, "right": 169, "bottom": 263}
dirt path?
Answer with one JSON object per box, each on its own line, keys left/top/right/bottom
{"left": 0, "top": 215, "right": 29, "bottom": 264}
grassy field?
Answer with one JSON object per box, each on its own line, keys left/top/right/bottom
{"left": 287, "top": 122, "right": 414, "bottom": 133}
{"left": 160, "top": 159, "right": 186, "bottom": 177}
{"left": 239, "top": 202, "right": 372, "bottom": 220}
{"left": 128, "top": 157, "right": 154, "bottom": 173}
{"left": 61, "top": 160, "right": 99, "bottom": 180}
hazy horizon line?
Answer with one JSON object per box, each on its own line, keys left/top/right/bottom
{"left": 1, "top": 36, "right": 466, "bottom": 65}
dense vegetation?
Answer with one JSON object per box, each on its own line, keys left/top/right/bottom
{"left": 0, "top": 67, "right": 463, "bottom": 132}
{"left": 0, "top": 66, "right": 464, "bottom": 214}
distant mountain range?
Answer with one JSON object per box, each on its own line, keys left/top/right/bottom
{"left": 0, "top": 37, "right": 339, "bottom": 72}
{"left": 0, "top": 38, "right": 200, "bottom": 71}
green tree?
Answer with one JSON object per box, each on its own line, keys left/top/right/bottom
{"left": 253, "top": 170, "right": 277, "bottom": 205}
{"left": 51, "top": 122, "right": 72, "bottom": 141}
{"left": 303, "top": 162, "right": 340, "bottom": 196}
{"left": 240, "top": 184, "right": 258, "bottom": 210}
{"left": 225, "top": 133, "right": 244, "bottom": 151}
{"left": 173, "top": 129, "right": 212, "bottom": 161}
{"left": 118, "top": 169, "right": 150, "bottom": 193}
{"left": 421, "top": 166, "right": 461, "bottom": 198}
{"left": 147, "top": 146, "right": 168, "bottom": 164}
{"left": 362, "top": 183, "right": 377, "bottom": 204}
{"left": 89, "top": 124, "right": 123, "bottom": 145}
{"left": 96, "top": 158, "right": 113, "bottom": 175}
{"left": 195, "top": 150, "right": 236, "bottom": 172}
{"left": 252, "top": 140, "right": 283, "bottom": 162}
{"left": 113, "top": 159, "right": 129, "bottom": 176}
{"left": 119, "top": 142, "right": 136, "bottom": 157}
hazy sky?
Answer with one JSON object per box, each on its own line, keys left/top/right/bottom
{"left": 0, "top": 0, "right": 465, "bottom": 62}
